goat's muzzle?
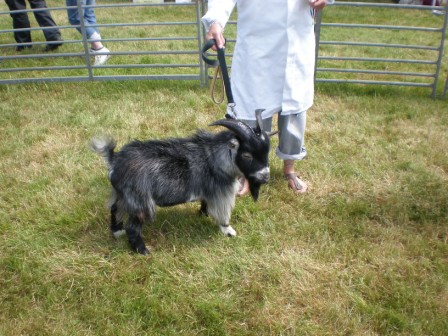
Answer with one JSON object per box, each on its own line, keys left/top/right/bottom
{"left": 256, "top": 167, "right": 270, "bottom": 184}
{"left": 247, "top": 167, "right": 270, "bottom": 201}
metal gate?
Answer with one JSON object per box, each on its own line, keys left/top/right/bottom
{"left": 315, "top": 1, "right": 448, "bottom": 98}
{"left": 0, "top": 1, "right": 206, "bottom": 85}
{"left": 0, "top": 1, "right": 447, "bottom": 97}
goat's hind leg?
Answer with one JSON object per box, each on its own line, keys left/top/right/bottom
{"left": 110, "top": 203, "right": 126, "bottom": 238}
{"left": 126, "top": 215, "right": 149, "bottom": 255}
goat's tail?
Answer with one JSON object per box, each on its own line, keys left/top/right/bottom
{"left": 91, "top": 136, "right": 116, "bottom": 168}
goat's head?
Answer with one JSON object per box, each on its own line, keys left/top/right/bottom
{"left": 210, "top": 110, "right": 272, "bottom": 201}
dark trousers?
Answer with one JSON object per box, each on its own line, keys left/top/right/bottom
{"left": 5, "top": 0, "right": 61, "bottom": 44}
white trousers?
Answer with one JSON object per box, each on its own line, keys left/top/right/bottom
{"left": 241, "top": 111, "right": 307, "bottom": 161}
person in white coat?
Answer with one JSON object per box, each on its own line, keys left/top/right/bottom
{"left": 202, "top": 0, "right": 334, "bottom": 195}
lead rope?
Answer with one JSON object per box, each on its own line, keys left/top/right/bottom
{"left": 210, "top": 64, "right": 225, "bottom": 105}
{"left": 202, "top": 39, "right": 237, "bottom": 119}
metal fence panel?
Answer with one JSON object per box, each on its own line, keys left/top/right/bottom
{"left": 315, "top": 1, "right": 448, "bottom": 98}
{"left": 0, "top": 1, "right": 447, "bottom": 97}
{"left": 0, "top": 1, "right": 206, "bottom": 85}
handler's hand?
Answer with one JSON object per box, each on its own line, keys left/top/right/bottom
{"left": 206, "top": 22, "right": 225, "bottom": 51}
{"left": 308, "top": 0, "right": 330, "bottom": 11}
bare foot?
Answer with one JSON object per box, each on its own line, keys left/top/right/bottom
{"left": 285, "top": 173, "right": 308, "bottom": 194}
{"left": 284, "top": 160, "right": 308, "bottom": 194}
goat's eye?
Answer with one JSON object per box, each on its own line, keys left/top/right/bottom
{"left": 228, "top": 139, "right": 238, "bottom": 149}
{"left": 242, "top": 153, "right": 253, "bottom": 161}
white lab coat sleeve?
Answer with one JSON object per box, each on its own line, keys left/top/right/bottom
{"left": 201, "top": 0, "right": 237, "bottom": 32}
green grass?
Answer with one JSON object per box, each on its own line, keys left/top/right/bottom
{"left": 1, "top": 77, "right": 447, "bottom": 336}
{"left": 1, "top": 2, "right": 448, "bottom": 336}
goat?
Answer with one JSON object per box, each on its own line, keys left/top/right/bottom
{"left": 91, "top": 114, "right": 271, "bottom": 255}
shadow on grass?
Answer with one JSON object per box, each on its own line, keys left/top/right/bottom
{"left": 69, "top": 200, "right": 220, "bottom": 255}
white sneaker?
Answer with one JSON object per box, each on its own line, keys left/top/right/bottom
{"left": 91, "top": 47, "right": 111, "bottom": 66}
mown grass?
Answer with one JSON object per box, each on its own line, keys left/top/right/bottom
{"left": 1, "top": 2, "right": 448, "bottom": 336}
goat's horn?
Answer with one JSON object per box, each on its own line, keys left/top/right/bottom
{"left": 210, "top": 119, "right": 254, "bottom": 141}
{"left": 254, "top": 109, "right": 265, "bottom": 134}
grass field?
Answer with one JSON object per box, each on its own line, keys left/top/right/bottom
{"left": 1, "top": 1, "right": 448, "bottom": 335}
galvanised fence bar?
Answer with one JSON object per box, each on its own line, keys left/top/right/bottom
{"left": 0, "top": 0, "right": 206, "bottom": 85}
{"left": 0, "top": 1, "right": 447, "bottom": 97}
{"left": 315, "top": 1, "right": 448, "bottom": 97}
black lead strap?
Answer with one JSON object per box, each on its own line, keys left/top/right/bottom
{"left": 216, "top": 47, "right": 234, "bottom": 106}
{"left": 202, "top": 39, "right": 236, "bottom": 119}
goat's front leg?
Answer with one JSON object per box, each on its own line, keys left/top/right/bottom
{"left": 207, "top": 200, "right": 236, "bottom": 237}
{"left": 219, "top": 222, "right": 237, "bottom": 237}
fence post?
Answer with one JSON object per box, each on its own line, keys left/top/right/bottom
{"left": 196, "top": 0, "right": 205, "bottom": 87}
{"left": 314, "top": 10, "right": 323, "bottom": 81}
{"left": 439, "top": 3, "right": 448, "bottom": 98}
{"left": 200, "top": 0, "right": 210, "bottom": 87}
{"left": 431, "top": 3, "right": 448, "bottom": 97}
{"left": 76, "top": 0, "right": 94, "bottom": 79}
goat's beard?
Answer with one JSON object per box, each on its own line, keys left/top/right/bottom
{"left": 248, "top": 180, "right": 262, "bottom": 202}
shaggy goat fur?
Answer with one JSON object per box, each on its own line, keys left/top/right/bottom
{"left": 92, "top": 119, "right": 271, "bottom": 255}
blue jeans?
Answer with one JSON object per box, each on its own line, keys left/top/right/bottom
{"left": 66, "top": 0, "right": 99, "bottom": 38}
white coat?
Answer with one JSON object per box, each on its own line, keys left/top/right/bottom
{"left": 202, "top": 0, "right": 320, "bottom": 120}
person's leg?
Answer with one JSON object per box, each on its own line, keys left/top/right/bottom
{"left": 5, "top": 0, "right": 32, "bottom": 49}
{"left": 277, "top": 112, "right": 308, "bottom": 193}
{"left": 67, "top": 0, "right": 96, "bottom": 39}
{"left": 66, "top": 0, "right": 109, "bottom": 64}
{"left": 28, "top": 0, "right": 62, "bottom": 44}
{"left": 83, "top": 0, "right": 102, "bottom": 48}
{"left": 83, "top": 0, "right": 111, "bottom": 65}
{"left": 66, "top": 0, "right": 82, "bottom": 34}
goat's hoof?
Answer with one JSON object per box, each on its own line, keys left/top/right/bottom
{"left": 220, "top": 225, "right": 237, "bottom": 237}
{"left": 136, "top": 246, "right": 150, "bottom": 255}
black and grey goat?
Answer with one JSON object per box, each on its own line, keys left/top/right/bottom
{"left": 91, "top": 115, "right": 271, "bottom": 255}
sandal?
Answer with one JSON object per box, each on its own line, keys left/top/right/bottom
{"left": 285, "top": 173, "right": 308, "bottom": 194}
{"left": 237, "top": 176, "right": 250, "bottom": 197}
